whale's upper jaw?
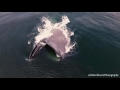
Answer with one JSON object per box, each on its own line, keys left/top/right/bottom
{"left": 29, "top": 29, "right": 67, "bottom": 60}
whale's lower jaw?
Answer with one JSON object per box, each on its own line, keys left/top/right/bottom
{"left": 29, "top": 45, "right": 43, "bottom": 59}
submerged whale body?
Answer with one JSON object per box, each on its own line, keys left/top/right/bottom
{"left": 29, "top": 29, "right": 68, "bottom": 60}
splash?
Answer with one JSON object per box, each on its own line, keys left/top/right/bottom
{"left": 29, "top": 15, "right": 76, "bottom": 57}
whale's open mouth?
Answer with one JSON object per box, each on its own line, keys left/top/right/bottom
{"left": 29, "top": 29, "right": 67, "bottom": 59}
{"left": 29, "top": 43, "right": 65, "bottom": 59}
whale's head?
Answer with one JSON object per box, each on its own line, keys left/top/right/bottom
{"left": 29, "top": 43, "right": 66, "bottom": 60}
{"left": 29, "top": 29, "right": 67, "bottom": 60}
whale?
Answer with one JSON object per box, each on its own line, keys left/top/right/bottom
{"left": 29, "top": 29, "right": 68, "bottom": 60}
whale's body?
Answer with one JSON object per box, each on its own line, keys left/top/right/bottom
{"left": 29, "top": 29, "right": 68, "bottom": 60}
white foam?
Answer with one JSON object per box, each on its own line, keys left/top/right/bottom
{"left": 28, "top": 41, "right": 31, "bottom": 44}
{"left": 33, "top": 15, "right": 76, "bottom": 55}
{"left": 25, "top": 57, "right": 34, "bottom": 62}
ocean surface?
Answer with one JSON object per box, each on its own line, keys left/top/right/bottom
{"left": 0, "top": 12, "right": 120, "bottom": 78}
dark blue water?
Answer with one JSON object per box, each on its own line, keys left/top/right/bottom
{"left": 0, "top": 12, "right": 120, "bottom": 78}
